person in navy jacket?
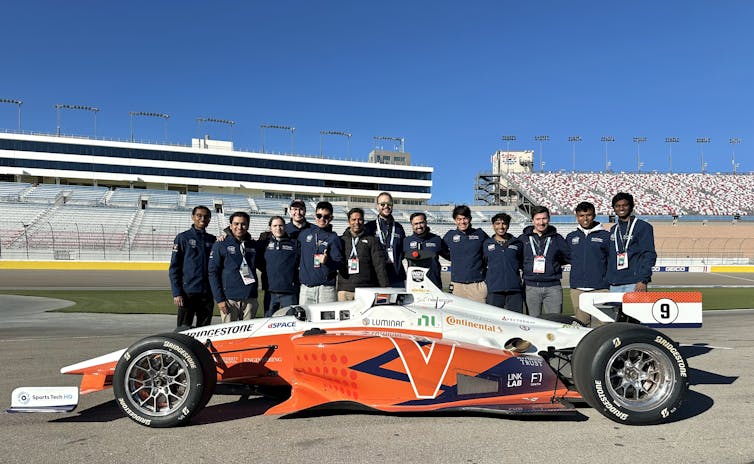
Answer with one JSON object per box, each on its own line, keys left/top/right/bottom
{"left": 169, "top": 206, "right": 217, "bottom": 327}
{"left": 519, "top": 206, "right": 570, "bottom": 317}
{"left": 257, "top": 216, "right": 300, "bottom": 317}
{"left": 364, "top": 192, "right": 406, "bottom": 287}
{"left": 483, "top": 213, "right": 524, "bottom": 313}
{"left": 442, "top": 205, "right": 489, "bottom": 303}
{"left": 298, "top": 201, "right": 344, "bottom": 303}
{"left": 606, "top": 192, "right": 657, "bottom": 292}
{"left": 285, "top": 199, "right": 313, "bottom": 240}
{"left": 403, "top": 212, "right": 449, "bottom": 290}
{"left": 566, "top": 202, "right": 610, "bottom": 325}
{"left": 208, "top": 211, "right": 259, "bottom": 322}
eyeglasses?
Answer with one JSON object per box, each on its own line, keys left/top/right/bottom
{"left": 315, "top": 213, "right": 332, "bottom": 220}
{"left": 378, "top": 202, "right": 393, "bottom": 207}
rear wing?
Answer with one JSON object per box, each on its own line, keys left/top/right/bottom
{"left": 579, "top": 291, "right": 702, "bottom": 328}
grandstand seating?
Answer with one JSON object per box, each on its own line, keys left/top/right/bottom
{"left": 508, "top": 172, "right": 754, "bottom": 216}
{"left": 1, "top": 178, "right": 752, "bottom": 263}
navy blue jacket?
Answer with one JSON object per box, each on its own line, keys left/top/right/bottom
{"left": 606, "top": 217, "right": 657, "bottom": 285}
{"left": 365, "top": 216, "right": 406, "bottom": 285}
{"left": 483, "top": 234, "right": 524, "bottom": 292}
{"left": 518, "top": 225, "right": 569, "bottom": 287}
{"left": 443, "top": 227, "right": 489, "bottom": 283}
{"left": 258, "top": 234, "right": 300, "bottom": 294}
{"left": 285, "top": 220, "right": 313, "bottom": 241}
{"left": 566, "top": 223, "right": 610, "bottom": 289}
{"left": 298, "top": 224, "right": 344, "bottom": 287}
{"left": 403, "top": 231, "right": 449, "bottom": 290}
{"left": 169, "top": 225, "right": 216, "bottom": 297}
{"left": 208, "top": 234, "right": 259, "bottom": 302}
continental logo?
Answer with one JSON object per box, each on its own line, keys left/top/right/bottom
{"left": 163, "top": 341, "right": 197, "bottom": 369}
{"left": 654, "top": 335, "right": 688, "bottom": 377}
{"left": 445, "top": 315, "right": 502, "bottom": 333}
{"left": 118, "top": 398, "right": 152, "bottom": 426}
{"left": 594, "top": 380, "right": 628, "bottom": 421}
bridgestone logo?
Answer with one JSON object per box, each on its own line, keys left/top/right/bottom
{"left": 594, "top": 380, "right": 628, "bottom": 421}
{"left": 654, "top": 335, "right": 687, "bottom": 377}
{"left": 118, "top": 398, "right": 152, "bottom": 426}
{"left": 163, "top": 341, "right": 197, "bottom": 369}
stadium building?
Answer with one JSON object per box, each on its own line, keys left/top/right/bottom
{"left": 0, "top": 131, "right": 432, "bottom": 205}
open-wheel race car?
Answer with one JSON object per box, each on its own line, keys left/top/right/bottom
{"left": 9, "top": 267, "right": 702, "bottom": 427}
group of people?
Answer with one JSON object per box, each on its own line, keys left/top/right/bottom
{"left": 168, "top": 191, "right": 656, "bottom": 328}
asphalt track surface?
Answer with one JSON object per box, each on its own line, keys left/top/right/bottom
{"left": 1, "top": 271, "right": 753, "bottom": 463}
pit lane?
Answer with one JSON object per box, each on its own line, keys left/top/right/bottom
{"left": 0, "top": 271, "right": 752, "bottom": 463}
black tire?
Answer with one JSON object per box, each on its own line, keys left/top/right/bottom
{"left": 538, "top": 313, "right": 587, "bottom": 327}
{"left": 572, "top": 323, "right": 689, "bottom": 425}
{"left": 113, "top": 333, "right": 217, "bottom": 427}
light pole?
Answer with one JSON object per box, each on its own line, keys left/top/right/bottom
{"left": 601, "top": 136, "right": 615, "bottom": 172}
{"left": 633, "top": 136, "right": 647, "bottom": 172}
{"left": 696, "top": 137, "right": 711, "bottom": 173}
{"left": 129, "top": 111, "right": 170, "bottom": 143}
{"left": 568, "top": 136, "right": 581, "bottom": 173}
{"left": 730, "top": 137, "right": 741, "bottom": 174}
{"left": 664, "top": 137, "right": 679, "bottom": 173}
{"left": 197, "top": 117, "right": 235, "bottom": 144}
{"left": 501, "top": 135, "right": 516, "bottom": 173}
{"left": 534, "top": 135, "right": 549, "bottom": 173}
{"left": 320, "top": 130, "right": 352, "bottom": 158}
{"left": 0, "top": 98, "right": 23, "bottom": 130}
{"left": 261, "top": 124, "right": 296, "bottom": 153}
{"left": 55, "top": 104, "right": 99, "bottom": 137}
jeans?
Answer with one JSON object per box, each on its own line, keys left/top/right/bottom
{"left": 525, "top": 285, "right": 563, "bottom": 317}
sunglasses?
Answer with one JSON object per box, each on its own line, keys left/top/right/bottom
{"left": 378, "top": 202, "right": 393, "bottom": 207}
{"left": 315, "top": 213, "right": 332, "bottom": 220}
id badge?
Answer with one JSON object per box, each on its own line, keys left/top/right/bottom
{"left": 239, "top": 264, "right": 256, "bottom": 285}
{"left": 348, "top": 258, "right": 360, "bottom": 274}
{"left": 314, "top": 253, "right": 325, "bottom": 268}
{"left": 386, "top": 247, "right": 394, "bottom": 264}
{"left": 533, "top": 255, "right": 546, "bottom": 274}
{"left": 616, "top": 252, "right": 629, "bottom": 270}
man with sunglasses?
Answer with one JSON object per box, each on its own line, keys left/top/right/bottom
{"left": 298, "top": 201, "right": 344, "bottom": 303}
{"left": 365, "top": 192, "right": 406, "bottom": 287}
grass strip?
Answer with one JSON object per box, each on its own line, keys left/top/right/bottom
{"left": 1, "top": 287, "right": 752, "bottom": 315}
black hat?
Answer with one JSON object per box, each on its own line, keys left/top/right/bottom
{"left": 290, "top": 199, "right": 306, "bottom": 209}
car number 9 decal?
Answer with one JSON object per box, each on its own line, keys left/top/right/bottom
{"left": 651, "top": 298, "right": 679, "bottom": 324}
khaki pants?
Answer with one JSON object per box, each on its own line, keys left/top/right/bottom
{"left": 570, "top": 288, "right": 609, "bottom": 326}
{"left": 452, "top": 281, "right": 487, "bottom": 304}
{"left": 299, "top": 284, "right": 337, "bottom": 304}
{"left": 221, "top": 298, "right": 259, "bottom": 323}
{"left": 337, "top": 291, "right": 355, "bottom": 301}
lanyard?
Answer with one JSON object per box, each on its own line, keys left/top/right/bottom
{"left": 614, "top": 217, "right": 637, "bottom": 254}
{"left": 375, "top": 217, "right": 395, "bottom": 247}
{"left": 239, "top": 241, "right": 250, "bottom": 267}
{"left": 350, "top": 236, "right": 359, "bottom": 258}
{"left": 529, "top": 236, "right": 550, "bottom": 256}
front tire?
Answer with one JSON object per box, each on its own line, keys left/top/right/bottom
{"left": 113, "top": 333, "right": 216, "bottom": 427}
{"left": 572, "top": 323, "right": 689, "bottom": 425}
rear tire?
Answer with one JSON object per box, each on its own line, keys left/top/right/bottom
{"left": 572, "top": 323, "right": 689, "bottom": 425}
{"left": 113, "top": 333, "right": 216, "bottom": 427}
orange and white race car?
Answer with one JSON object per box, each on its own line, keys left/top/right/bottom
{"left": 9, "top": 267, "right": 702, "bottom": 427}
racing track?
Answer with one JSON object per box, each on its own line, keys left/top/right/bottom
{"left": 0, "top": 271, "right": 752, "bottom": 463}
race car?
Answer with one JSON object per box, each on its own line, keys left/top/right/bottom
{"left": 9, "top": 267, "right": 702, "bottom": 427}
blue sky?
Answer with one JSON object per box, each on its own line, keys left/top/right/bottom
{"left": 2, "top": 1, "right": 753, "bottom": 203}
